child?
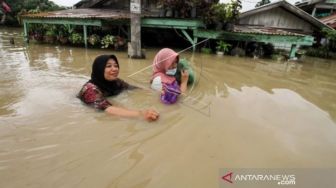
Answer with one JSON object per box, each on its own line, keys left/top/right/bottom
{"left": 150, "top": 48, "right": 189, "bottom": 104}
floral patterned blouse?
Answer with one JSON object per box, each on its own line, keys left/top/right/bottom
{"left": 78, "top": 80, "right": 136, "bottom": 111}
{"left": 78, "top": 82, "right": 112, "bottom": 110}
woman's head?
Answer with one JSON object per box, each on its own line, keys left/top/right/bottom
{"left": 152, "top": 48, "right": 179, "bottom": 84}
{"left": 153, "top": 48, "right": 179, "bottom": 72}
{"left": 104, "top": 58, "right": 119, "bottom": 81}
{"left": 89, "top": 54, "right": 124, "bottom": 96}
{"left": 91, "top": 55, "right": 119, "bottom": 82}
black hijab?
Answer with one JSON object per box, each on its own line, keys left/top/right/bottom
{"left": 89, "top": 54, "right": 129, "bottom": 96}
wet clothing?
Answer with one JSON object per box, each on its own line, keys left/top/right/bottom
{"left": 151, "top": 48, "right": 181, "bottom": 104}
{"left": 160, "top": 81, "right": 181, "bottom": 104}
{"left": 151, "top": 76, "right": 163, "bottom": 91}
{"left": 78, "top": 54, "right": 136, "bottom": 110}
{"left": 1, "top": 1, "right": 11, "bottom": 13}
{"left": 78, "top": 82, "right": 111, "bottom": 110}
{"left": 78, "top": 79, "right": 133, "bottom": 110}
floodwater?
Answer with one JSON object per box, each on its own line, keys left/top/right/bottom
{"left": 1, "top": 27, "right": 336, "bottom": 188}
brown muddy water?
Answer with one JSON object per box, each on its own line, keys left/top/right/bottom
{"left": 0, "top": 27, "right": 336, "bottom": 188}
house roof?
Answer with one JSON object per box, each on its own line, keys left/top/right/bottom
{"left": 21, "top": 8, "right": 155, "bottom": 20}
{"left": 240, "top": 0, "right": 332, "bottom": 30}
{"left": 233, "top": 25, "right": 305, "bottom": 36}
{"left": 295, "top": 0, "right": 324, "bottom": 7}
{"left": 320, "top": 13, "right": 336, "bottom": 28}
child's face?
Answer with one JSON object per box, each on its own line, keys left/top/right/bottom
{"left": 167, "top": 58, "right": 178, "bottom": 70}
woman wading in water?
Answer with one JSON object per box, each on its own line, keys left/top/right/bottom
{"left": 78, "top": 54, "right": 159, "bottom": 122}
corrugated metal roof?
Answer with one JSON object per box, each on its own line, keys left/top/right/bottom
{"left": 234, "top": 25, "right": 305, "bottom": 36}
{"left": 21, "top": 8, "right": 155, "bottom": 19}
{"left": 320, "top": 13, "right": 336, "bottom": 28}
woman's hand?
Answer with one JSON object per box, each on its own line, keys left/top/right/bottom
{"left": 180, "top": 70, "right": 189, "bottom": 94}
{"left": 181, "top": 70, "right": 189, "bottom": 84}
{"left": 140, "top": 109, "right": 159, "bottom": 122}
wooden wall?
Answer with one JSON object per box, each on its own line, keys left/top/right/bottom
{"left": 239, "top": 7, "right": 314, "bottom": 34}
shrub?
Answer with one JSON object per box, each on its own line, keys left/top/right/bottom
{"left": 101, "top": 35, "right": 114, "bottom": 48}
{"left": 69, "top": 33, "right": 83, "bottom": 45}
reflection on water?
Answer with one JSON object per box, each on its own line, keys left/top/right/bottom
{"left": 1, "top": 27, "right": 336, "bottom": 188}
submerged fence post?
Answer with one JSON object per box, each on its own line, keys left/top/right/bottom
{"left": 23, "top": 21, "right": 29, "bottom": 43}
{"left": 289, "top": 44, "right": 297, "bottom": 60}
{"left": 83, "top": 25, "right": 88, "bottom": 48}
{"left": 128, "top": 0, "right": 145, "bottom": 59}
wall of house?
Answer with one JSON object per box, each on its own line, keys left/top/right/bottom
{"left": 239, "top": 7, "right": 315, "bottom": 34}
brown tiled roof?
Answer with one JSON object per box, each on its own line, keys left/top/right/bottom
{"left": 21, "top": 8, "right": 156, "bottom": 19}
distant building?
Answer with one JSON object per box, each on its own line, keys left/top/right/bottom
{"left": 319, "top": 13, "right": 336, "bottom": 28}
{"left": 20, "top": 0, "right": 332, "bottom": 59}
{"left": 21, "top": 0, "right": 215, "bottom": 49}
{"left": 295, "top": 0, "right": 336, "bottom": 18}
{"left": 238, "top": 0, "right": 332, "bottom": 49}
{"left": 194, "top": 0, "right": 332, "bottom": 58}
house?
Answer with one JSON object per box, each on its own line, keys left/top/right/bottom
{"left": 21, "top": 0, "right": 331, "bottom": 59}
{"left": 21, "top": 0, "right": 215, "bottom": 49}
{"left": 295, "top": 0, "right": 336, "bottom": 18}
{"left": 195, "top": 0, "right": 332, "bottom": 58}
{"left": 319, "top": 13, "right": 336, "bottom": 28}
{"left": 238, "top": 0, "right": 329, "bottom": 36}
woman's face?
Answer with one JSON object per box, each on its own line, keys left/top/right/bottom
{"left": 104, "top": 59, "right": 119, "bottom": 81}
{"left": 167, "top": 57, "right": 178, "bottom": 69}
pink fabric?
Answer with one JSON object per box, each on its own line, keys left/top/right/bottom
{"left": 2, "top": 2, "right": 11, "bottom": 13}
{"left": 151, "top": 48, "right": 179, "bottom": 84}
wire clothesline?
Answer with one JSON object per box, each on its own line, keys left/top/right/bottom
{"left": 127, "top": 38, "right": 210, "bottom": 78}
{"left": 127, "top": 38, "right": 212, "bottom": 117}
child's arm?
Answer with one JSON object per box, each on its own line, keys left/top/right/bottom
{"left": 180, "top": 70, "right": 189, "bottom": 94}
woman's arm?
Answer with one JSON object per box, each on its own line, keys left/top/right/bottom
{"left": 105, "top": 106, "right": 159, "bottom": 122}
{"left": 180, "top": 70, "right": 189, "bottom": 94}
{"left": 79, "top": 82, "right": 158, "bottom": 121}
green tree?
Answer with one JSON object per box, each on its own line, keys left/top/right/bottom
{"left": 231, "top": 0, "right": 242, "bottom": 21}
{"left": 322, "top": 28, "right": 336, "bottom": 52}
{"left": 1, "top": 0, "right": 64, "bottom": 25}
{"left": 203, "top": 0, "right": 242, "bottom": 29}
{"left": 255, "top": 0, "right": 270, "bottom": 7}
